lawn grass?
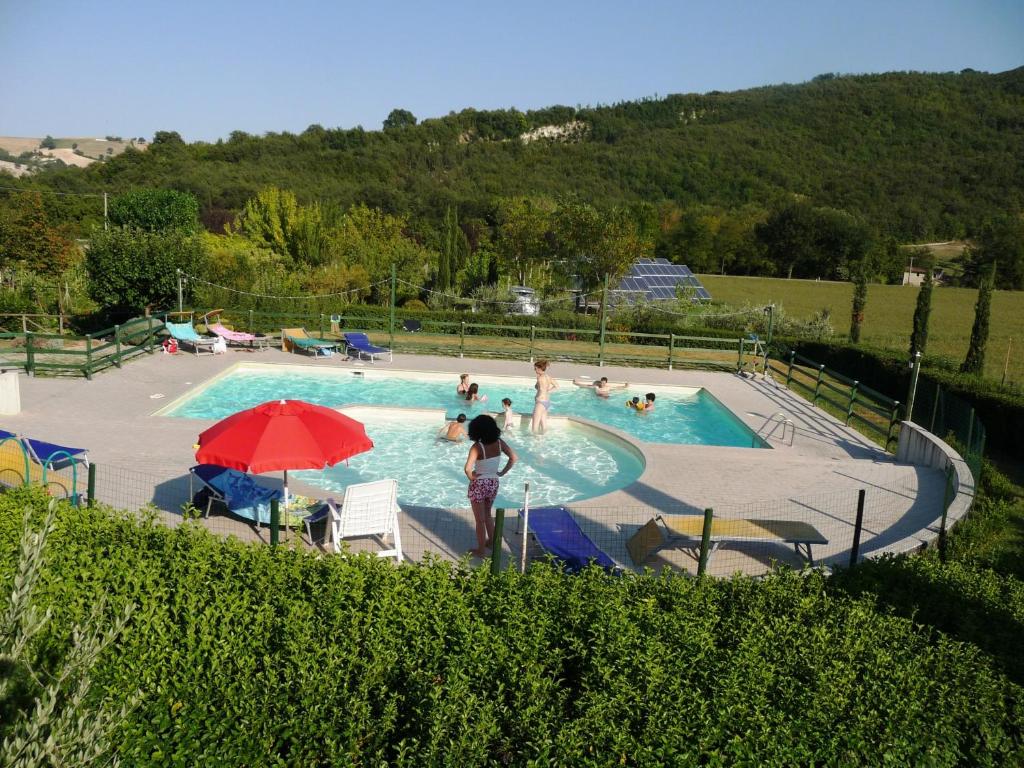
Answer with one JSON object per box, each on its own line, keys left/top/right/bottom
{"left": 699, "top": 275, "right": 1024, "bottom": 386}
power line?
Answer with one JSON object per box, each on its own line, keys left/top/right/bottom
{"left": 396, "top": 278, "right": 576, "bottom": 307}
{"left": 183, "top": 273, "right": 391, "bottom": 301}
{"left": 0, "top": 183, "right": 104, "bottom": 198}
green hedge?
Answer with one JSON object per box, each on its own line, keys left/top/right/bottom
{"left": 1, "top": 489, "right": 1021, "bottom": 766}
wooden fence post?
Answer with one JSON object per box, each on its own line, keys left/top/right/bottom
{"left": 697, "top": 508, "right": 714, "bottom": 576}
{"left": 490, "top": 508, "right": 506, "bottom": 574}
{"left": 25, "top": 332, "right": 35, "bottom": 376}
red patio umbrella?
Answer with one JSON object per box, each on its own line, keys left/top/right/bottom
{"left": 195, "top": 399, "right": 373, "bottom": 505}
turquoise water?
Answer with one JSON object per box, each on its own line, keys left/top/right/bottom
{"left": 292, "top": 417, "right": 644, "bottom": 509}
{"left": 167, "top": 367, "right": 761, "bottom": 447}
{"left": 166, "top": 366, "right": 760, "bottom": 508}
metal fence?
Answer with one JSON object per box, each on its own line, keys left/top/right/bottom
{"left": 766, "top": 350, "right": 903, "bottom": 450}
{"left": 908, "top": 378, "right": 986, "bottom": 482}
{"left": 49, "top": 455, "right": 950, "bottom": 578}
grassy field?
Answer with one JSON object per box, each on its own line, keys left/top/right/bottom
{"left": 700, "top": 275, "right": 1024, "bottom": 386}
{"left": 0, "top": 136, "right": 141, "bottom": 162}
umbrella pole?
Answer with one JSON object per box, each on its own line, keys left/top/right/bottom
{"left": 282, "top": 469, "right": 289, "bottom": 541}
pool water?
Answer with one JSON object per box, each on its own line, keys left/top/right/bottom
{"left": 292, "top": 413, "right": 644, "bottom": 509}
{"left": 167, "top": 366, "right": 760, "bottom": 447}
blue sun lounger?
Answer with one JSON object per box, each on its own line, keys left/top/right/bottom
{"left": 190, "top": 464, "right": 282, "bottom": 525}
{"left": 520, "top": 506, "right": 617, "bottom": 574}
{"left": 0, "top": 429, "right": 88, "bottom": 503}
{"left": 0, "top": 429, "right": 89, "bottom": 470}
{"left": 343, "top": 333, "right": 392, "bottom": 363}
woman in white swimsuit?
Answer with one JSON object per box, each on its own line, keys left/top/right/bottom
{"left": 464, "top": 415, "right": 517, "bottom": 557}
{"left": 531, "top": 359, "right": 558, "bottom": 434}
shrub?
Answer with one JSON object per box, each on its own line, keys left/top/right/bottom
{"left": 0, "top": 493, "right": 1020, "bottom": 765}
{"left": 108, "top": 189, "right": 200, "bottom": 233}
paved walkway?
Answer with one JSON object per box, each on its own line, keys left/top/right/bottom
{"left": 7, "top": 346, "right": 948, "bottom": 576}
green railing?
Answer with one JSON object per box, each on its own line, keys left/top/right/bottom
{"left": 0, "top": 314, "right": 167, "bottom": 379}
{"left": 2, "top": 301, "right": 751, "bottom": 377}
{"left": 202, "top": 307, "right": 749, "bottom": 371}
{"left": 769, "top": 350, "right": 902, "bottom": 450}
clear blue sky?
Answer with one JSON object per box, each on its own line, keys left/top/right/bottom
{"left": 1, "top": 0, "right": 1021, "bottom": 142}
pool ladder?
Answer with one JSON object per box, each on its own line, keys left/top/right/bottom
{"left": 753, "top": 412, "right": 795, "bottom": 447}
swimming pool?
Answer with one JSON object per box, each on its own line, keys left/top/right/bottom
{"left": 291, "top": 407, "right": 645, "bottom": 509}
{"left": 165, "top": 364, "right": 762, "bottom": 447}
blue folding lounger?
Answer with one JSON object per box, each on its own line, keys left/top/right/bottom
{"left": 521, "top": 506, "right": 617, "bottom": 574}
{"left": 190, "top": 464, "right": 283, "bottom": 525}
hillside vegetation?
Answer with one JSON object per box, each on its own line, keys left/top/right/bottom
{"left": 7, "top": 69, "right": 1024, "bottom": 242}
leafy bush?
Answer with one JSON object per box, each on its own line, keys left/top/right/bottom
{"left": 0, "top": 490, "right": 1021, "bottom": 766}
{"left": 86, "top": 227, "right": 207, "bottom": 312}
{"left": 108, "top": 189, "right": 200, "bottom": 233}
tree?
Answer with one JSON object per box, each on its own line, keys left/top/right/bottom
{"left": 39, "top": 135, "right": 57, "bottom": 150}
{"left": 960, "top": 262, "right": 996, "bottom": 375}
{"left": 109, "top": 189, "right": 199, "bottom": 233}
{"left": 438, "top": 206, "right": 469, "bottom": 292}
{"left": 383, "top": 109, "right": 417, "bottom": 131}
{"left": 150, "top": 130, "right": 185, "bottom": 147}
{"left": 849, "top": 265, "right": 868, "bottom": 343}
{"left": 86, "top": 227, "right": 207, "bottom": 311}
{"left": 495, "top": 197, "right": 553, "bottom": 285}
{"left": 330, "top": 204, "right": 432, "bottom": 304}
{"left": 553, "top": 202, "right": 650, "bottom": 310}
{"left": 908, "top": 253, "right": 934, "bottom": 358}
{"left": 0, "top": 192, "right": 78, "bottom": 277}
{"left": 962, "top": 214, "right": 1024, "bottom": 290}
{"left": 230, "top": 187, "right": 329, "bottom": 265}
{"left": 756, "top": 200, "right": 820, "bottom": 279}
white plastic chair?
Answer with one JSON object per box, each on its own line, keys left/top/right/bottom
{"left": 325, "top": 479, "right": 404, "bottom": 561}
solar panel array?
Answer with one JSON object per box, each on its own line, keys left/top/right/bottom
{"left": 613, "top": 258, "right": 712, "bottom": 303}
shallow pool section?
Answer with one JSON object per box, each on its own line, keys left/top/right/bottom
{"left": 293, "top": 408, "right": 645, "bottom": 509}
{"left": 165, "top": 364, "right": 762, "bottom": 447}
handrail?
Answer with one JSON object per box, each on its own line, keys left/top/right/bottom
{"left": 753, "top": 412, "right": 795, "bottom": 447}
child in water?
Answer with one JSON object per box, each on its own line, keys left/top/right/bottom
{"left": 439, "top": 413, "right": 468, "bottom": 441}
{"left": 499, "top": 398, "right": 519, "bottom": 430}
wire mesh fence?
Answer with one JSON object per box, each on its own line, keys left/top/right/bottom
{"left": 909, "top": 378, "right": 986, "bottom": 481}
{"left": 75, "top": 457, "right": 952, "bottom": 578}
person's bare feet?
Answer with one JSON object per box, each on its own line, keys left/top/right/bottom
{"left": 468, "top": 547, "right": 489, "bottom": 558}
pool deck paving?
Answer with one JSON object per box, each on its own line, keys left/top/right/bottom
{"left": 7, "top": 345, "right": 951, "bottom": 576}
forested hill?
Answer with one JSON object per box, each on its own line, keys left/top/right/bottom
{"left": 15, "top": 68, "right": 1024, "bottom": 239}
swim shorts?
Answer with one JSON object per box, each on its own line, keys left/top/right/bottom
{"left": 467, "top": 477, "right": 499, "bottom": 503}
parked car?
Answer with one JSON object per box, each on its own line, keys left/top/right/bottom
{"left": 509, "top": 286, "right": 540, "bottom": 316}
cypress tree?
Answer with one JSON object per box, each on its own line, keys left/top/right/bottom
{"left": 436, "top": 246, "right": 451, "bottom": 293}
{"left": 849, "top": 267, "right": 868, "bottom": 344}
{"left": 960, "top": 261, "right": 997, "bottom": 375}
{"left": 908, "top": 257, "right": 934, "bottom": 358}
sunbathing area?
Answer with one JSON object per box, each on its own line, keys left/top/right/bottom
{"left": 4, "top": 343, "right": 970, "bottom": 577}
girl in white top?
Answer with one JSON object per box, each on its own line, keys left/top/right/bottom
{"left": 464, "top": 414, "right": 517, "bottom": 557}
{"left": 531, "top": 359, "right": 558, "bottom": 434}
